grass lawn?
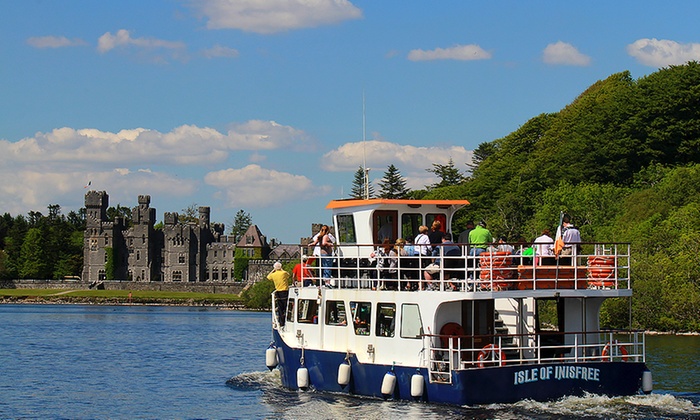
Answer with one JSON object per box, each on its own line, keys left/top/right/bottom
{"left": 0, "top": 288, "right": 243, "bottom": 305}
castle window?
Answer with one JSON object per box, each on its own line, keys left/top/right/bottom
{"left": 136, "top": 250, "right": 140, "bottom": 261}
{"left": 142, "top": 234, "right": 146, "bottom": 244}
{"left": 221, "top": 269, "right": 228, "bottom": 281}
{"left": 172, "top": 271, "right": 182, "bottom": 282}
{"left": 212, "top": 268, "right": 219, "bottom": 281}
{"left": 178, "top": 254, "right": 185, "bottom": 264}
{"left": 223, "top": 250, "right": 226, "bottom": 258}
{"left": 98, "top": 270, "right": 106, "bottom": 281}
{"left": 214, "top": 250, "right": 218, "bottom": 258}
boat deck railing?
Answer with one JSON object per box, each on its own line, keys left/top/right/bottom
{"left": 424, "top": 329, "right": 644, "bottom": 381}
{"left": 295, "top": 242, "right": 631, "bottom": 292}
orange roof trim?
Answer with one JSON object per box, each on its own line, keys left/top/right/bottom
{"left": 326, "top": 198, "right": 470, "bottom": 209}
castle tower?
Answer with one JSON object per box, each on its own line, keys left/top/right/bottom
{"left": 128, "top": 195, "right": 157, "bottom": 281}
{"left": 82, "top": 191, "right": 112, "bottom": 282}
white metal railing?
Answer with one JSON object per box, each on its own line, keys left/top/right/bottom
{"left": 294, "top": 242, "right": 631, "bottom": 292}
{"left": 425, "top": 329, "right": 645, "bottom": 377}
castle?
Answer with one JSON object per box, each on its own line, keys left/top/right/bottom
{"left": 82, "top": 191, "right": 270, "bottom": 283}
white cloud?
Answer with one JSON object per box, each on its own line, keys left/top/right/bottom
{"left": 627, "top": 38, "right": 700, "bottom": 67}
{"left": 202, "top": 44, "right": 240, "bottom": 58}
{"left": 322, "top": 139, "right": 473, "bottom": 188}
{"left": 0, "top": 167, "right": 196, "bottom": 216}
{"left": 205, "top": 164, "right": 325, "bottom": 207}
{"left": 192, "top": 0, "right": 363, "bottom": 34}
{"left": 97, "top": 29, "right": 187, "bottom": 62}
{"left": 0, "top": 121, "right": 312, "bottom": 168}
{"left": 407, "top": 44, "right": 491, "bottom": 62}
{"left": 542, "top": 41, "right": 591, "bottom": 66}
{"left": 26, "top": 36, "right": 87, "bottom": 48}
{"left": 0, "top": 120, "right": 315, "bottom": 213}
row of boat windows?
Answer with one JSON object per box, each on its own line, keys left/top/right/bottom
{"left": 286, "top": 298, "right": 424, "bottom": 339}
{"left": 336, "top": 212, "right": 448, "bottom": 244}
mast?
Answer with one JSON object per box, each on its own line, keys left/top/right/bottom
{"left": 362, "top": 91, "right": 370, "bottom": 200}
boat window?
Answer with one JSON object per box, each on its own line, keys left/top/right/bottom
{"left": 376, "top": 303, "right": 396, "bottom": 337}
{"left": 400, "top": 303, "right": 423, "bottom": 339}
{"left": 373, "top": 211, "right": 398, "bottom": 244}
{"left": 336, "top": 214, "right": 356, "bottom": 244}
{"left": 286, "top": 298, "right": 295, "bottom": 323}
{"left": 401, "top": 213, "right": 423, "bottom": 241}
{"left": 297, "top": 299, "right": 319, "bottom": 324}
{"left": 325, "top": 300, "right": 348, "bottom": 326}
{"left": 350, "top": 301, "right": 371, "bottom": 336}
{"left": 535, "top": 298, "right": 566, "bottom": 358}
{"left": 426, "top": 214, "right": 447, "bottom": 232}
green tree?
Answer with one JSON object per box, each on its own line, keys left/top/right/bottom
{"left": 230, "top": 209, "right": 252, "bottom": 242}
{"left": 426, "top": 158, "right": 466, "bottom": 189}
{"left": 241, "top": 279, "right": 275, "bottom": 309}
{"left": 350, "top": 166, "right": 374, "bottom": 199}
{"left": 179, "top": 203, "right": 199, "bottom": 224}
{"left": 377, "top": 164, "right": 410, "bottom": 199}
{"left": 19, "top": 228, "right": 50, "bottom": 279}
{"left": 107, "top": 204, "right": 132, "bottom": 227}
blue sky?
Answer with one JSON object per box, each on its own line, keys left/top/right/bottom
{"left": 2, "top": 0, "right": 700, "bottom": 243}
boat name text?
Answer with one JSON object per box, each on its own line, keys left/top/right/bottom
{"left": 514, "top": 366, "right": 600, "bottom": 385}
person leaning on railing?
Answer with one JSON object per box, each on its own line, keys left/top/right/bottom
{"left": 267, "top": 261, "right": 290, "bottom": 326}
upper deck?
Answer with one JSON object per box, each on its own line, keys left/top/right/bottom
{"left": 304, "top": 198, "right": 632, "bottom": 296}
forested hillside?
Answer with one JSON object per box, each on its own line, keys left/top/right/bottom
{"left": 428, "top": 62, "right": 700, "bottom": 332}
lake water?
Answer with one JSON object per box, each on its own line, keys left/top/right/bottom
{"left": 0, "top": 304, "right": 698, "bottom": 419}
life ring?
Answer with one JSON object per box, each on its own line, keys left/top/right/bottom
{"left": 440, "top": 322, "right": 465, "bottom": 349}
{"left": 601, "top": 341, "right": 628, "bottom": 362}
{"left": 477, "top": 344, "right": 506, "bottom": 368}
{"left": 587, "top": 255, "right": 615, "bottom": 267}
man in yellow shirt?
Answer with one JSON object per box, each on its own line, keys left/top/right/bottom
{"left": 267, "top": 261, "right": 291, "bottom": 326}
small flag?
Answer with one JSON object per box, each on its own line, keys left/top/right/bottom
{"left": 553, "top": 211, "right": 565, "bottom": 257}
{"left": 84, "top": 180, "right": 92, "bottom": 189}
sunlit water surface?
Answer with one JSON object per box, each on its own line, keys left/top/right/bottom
{"left": 0, "top": 305, "right": 697, "bottom": 419}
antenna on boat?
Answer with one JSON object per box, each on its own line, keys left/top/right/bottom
{"left": 362, "top": 90, "right": 370, "bottom": 200}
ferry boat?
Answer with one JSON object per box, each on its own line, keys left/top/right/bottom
{"left": 265, "top": 199, "right": 653, "bottom": 405}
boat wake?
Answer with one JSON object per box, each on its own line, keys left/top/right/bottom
{"left": 492, "top": 392, "right": 700, "bottom": 419}
{"left": 225, "top": 370, "right": 281, "bottom": 391}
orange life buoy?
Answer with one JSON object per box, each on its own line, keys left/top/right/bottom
{"left": 587, "top": 267, "right": 614, "bottom": 278}
{"left": 440, "top": 322, "right": 465, "bottom": 349}
{"left": 587, "top": 255, "right": 615, "bottom": 267}
{"left": 477, "top": 344, "right": 506, "bottom": 368}
{"left": 601, "top": 341, "right": 628, "bottom": 362}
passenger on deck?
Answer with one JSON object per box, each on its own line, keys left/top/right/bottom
{"left": 534, "top": 229, "right": 555, "bottom": 266}
{"left": 393, "top": 238, "right": 412, "bottom": 289}
{"left": 414, "top": 225, "right": 432, "bottom": 268}
{"left": 560, "top": 215, "right": 581, "bottom": 265}
{"left": 267, "top": 261, "right": 290, "bottom": 326}
{"left": 423, "top": 233, "right": 462, "bottom": 290}
{"left": 370, "top": 239, "right": 394, "bottom": 289}
{"left": 468, "top": 220, "right": 492, "bottom": 256}
{"left": 457, "top": 220, "right": 475, "bottom": 247}
{"left": 428, "top": 220, "right": 444, "bottom": 257}
{"left": 293, "top": 255, "right": 315, "bottom": 287}
{"left": 497, "top": 236, "right": 514, "bottom": 254}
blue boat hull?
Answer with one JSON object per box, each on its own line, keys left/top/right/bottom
{"left": 273, "top": 330, "right": 648, "bottom": 405}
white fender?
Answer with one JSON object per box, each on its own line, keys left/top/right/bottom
{"left": 265, "top": 348, "right": 278, "bottom": 370}
{"left": 642, "top": 370, "right": 653, "bottom": 394}
{"left": 381, "top": 371, "right": 396, "bottom": 396}
{"left": 337, "top": 363, "right": 351, "bottom": 387}
{"left": 410, "top": 373, "right": 424, "bottom": 398}
{"left": 297, "top": 367, "right": 309, "bottom": 389}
